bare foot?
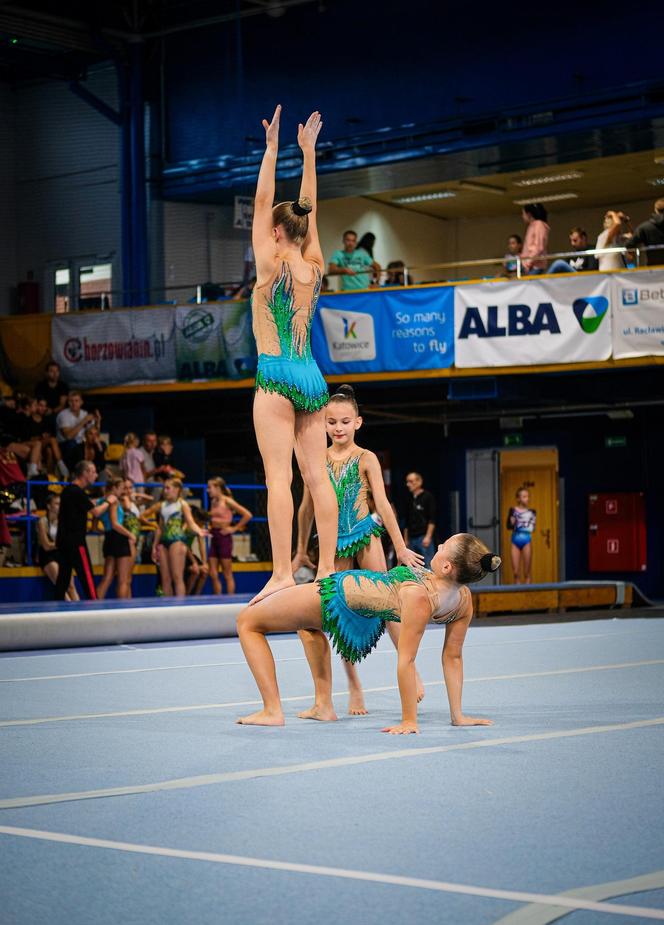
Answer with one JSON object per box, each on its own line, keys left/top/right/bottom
{"left": 236, "top": 709, "right": 285, "bottom": 726}
{"left": 416, "top": 671, "right": 425, "bottom": 703}
{"left": 249, "top": 575, "right": 296, "bottom": 606}
{"left": 348, "top": 691, "right": 368, "bottom": 716}
{"left": 297, "top": 704, "right": 338, "bottom": 722}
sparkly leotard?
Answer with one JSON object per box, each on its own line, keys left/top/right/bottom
{"left": 508, "top": 506, "right": 536, "bottom": 549}
{"left": 318, "top": 566, "right": 470, "bottom": 663}
{"left": 327, "top": 450, "right": 384, "bottom": 560}
{"left": 252, "top": 259, "right": 328, "bottom": 413}
{"left": 159, "top": 500, "right": 187, "bottom": 547}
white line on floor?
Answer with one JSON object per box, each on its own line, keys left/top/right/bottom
{"left": 0, "top": 632, "right": 639, "bottom": 683}
{"left": 0, "top": 718, "right": 662, "bottom": 811}
{"left": 0, "top": 825, "right": 662, "bottom": 920}
{"left": 0, "top": 659, "right": 661, "bottom": 729}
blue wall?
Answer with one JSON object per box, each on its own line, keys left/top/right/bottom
{"left": 164, "top": 0, "right": 663, "bottom": 162}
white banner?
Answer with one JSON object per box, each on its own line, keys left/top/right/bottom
{"left": 454, "top": 276, "right": 612, "bottom": 368}
{"left": 610, "top": 270, "right": 664, "bottom": 359}
{"left": 52, "top": 308, "right": 177, "bottom": 388}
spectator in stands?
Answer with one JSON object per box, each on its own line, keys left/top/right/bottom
{"left": 153, "top": 434, "right": 182, "bottom": 480}
{"left": 547, "top": 227, "right": 599, "bottom": 274}
{"left": 356, "top": 232, "right": 382, "bottom": 285}
{"left": 138, "top": 430, "right": 158, "bottom": 485}
{"left": 35, "top": 361, "right": 69, "bottom": 416}
{"left": 207, "top": 476, "right": 253, "bottom": 595}
{"left": 151, "top": 477, "right": 207, "bottom": 597}
{"left": 403, "top": 471, "right": 436, "bottom": 569}
{"left": 0, "top": 440, "right": 26, "bottom": 563}
{"left": 185, "top": 507, "right": 210, "bottom": 595}
{"left": 13, "top": 397, "right": 45, "bottom": 479}
{"left": 520, "top": 204, "right": 550, "bottom": 275}
{"left": 625, "top": 198, "right": 664, "bottom": 265}
{"left": 37, "top": 493, "right": 78, "bottom": 600}
{"left": 502, "top": 234, "right": 522, "bottom": 278}
{"left": 54, "top": 460, "right": 117, "bottom": 600}
{"left": 328, "top": 230, "right": 376, "bottom": 290}
{"left": 119, "top": 432, "right": 144, "bottom": 484}
{"left": 595, "top": 210, "right": 632, "bottom": 271}
{"left": 384, "top": 260, "right": 409, "bottom": 286}
{"left": 69, "top": 425, "right": 108, "bottom": 480}
{"left": 33, "top": 398, "right": 68, "bottom": 479}
{"left": 56, "top": 391, "right": 100, "bottom": 468}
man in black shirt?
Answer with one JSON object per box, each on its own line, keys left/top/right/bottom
{"left": 35, "top": 361, "right": 69, "bottom": 415}
{"left": 404, "top": 471, "right": 437, "bottom": 568}
{"left": 548, "top": 227, "right": 599, "bottom": 274}
{"left": 55, "top": 460, "right": 115, "bottom": 600}
{"left": 626, "top": 198, "right": 664, "bottom": 266}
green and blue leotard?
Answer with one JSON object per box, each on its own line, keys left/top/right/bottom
{"left": 327, "top": 450, "right": 384, "bottom": 560}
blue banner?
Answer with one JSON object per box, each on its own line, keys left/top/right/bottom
{"left": 311, "top": 286, "right": 454, "bottom": 374}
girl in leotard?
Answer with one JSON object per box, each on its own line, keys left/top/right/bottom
{"left": 207, "top": 477, "right": 252, "bottom": 595}
{"left": 292, "top": 384, "right": 424, "bottom": 718}
{"left": 97, "top": 479, "right": 136, "bottom": 599}
{"left": 237, "top": 533, "right": 500, "bottom": 732}
{"left": 151, "top": 478, "right": 206, "bottom": 597}
{"left": 507, "top": 487, "right": 536, "bottom": 584}
{"left": 36, "top": 493, "right": 78, "bottom": 601}
{"left": 250, "top": 105, "right": 337, "bottom": 603}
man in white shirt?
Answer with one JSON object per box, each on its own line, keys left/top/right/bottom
{"left": 56, "top": 391, "right": 100, "bottom": 467}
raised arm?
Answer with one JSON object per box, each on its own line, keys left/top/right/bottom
{"left": 382, "top": 584, "right": 431, "bottom": 735}
{"left": 252, "top": 104, "right": 281, "bottom": 282}
{"left": 297, "top": 111, "right": 324, "bottom": 268}
{"left": 442, "top": 590, "right": 492, "bottom": 727}
{"left": 364, "top": 454, "right": 423, "bottom": 569}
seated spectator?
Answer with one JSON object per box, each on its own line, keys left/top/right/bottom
{"left": 520, "top": 204, "right": 550, "bottom": 275}
{"left": 328, "top": 230, "right": 376, "bottom": 290}
{"left": 69, "top": 426, "right": 108, "bottom": 479}
{"left": 32, "top": 398, "right": 69, "bottom": 479}
{"left": 37, "top": 493, "right": 78, "bottom": 600}
{"left": 119, "top": 432, "right": 144, "bottom": 484}
{"left": 355, "top": 233, "right": 382, "bottom": 285}
{"left": 595, "top": 210, "right": 632, "bottom": 271}
{"left": 0, "top": 440, "right": 26, "bottom": 560}
{"left": 548, "top": 227, "right": 599, "bottom": 274}
{"left": 624, "top": 198, "right": 664, "bottom": 266}
{"left": 383, "top": 260, "right": 410, "bottom": 286}
{"left": 502, "top": 235, "right": 522, "bottom": 278}
{"left": 35, "top": 361, "right": 69, "bottom": 416}
{"left": 153, "top": 435, "right": 184, "bottom": 481}
{"left": 138, "top": 431, "right": 158, "bottom": 484}
{"left": 13, "top": 397, "right": 45, "bottom": 478}
{"left": 56, "top": 391, "right": 100, "bottom": 468}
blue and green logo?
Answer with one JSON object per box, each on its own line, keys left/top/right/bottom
{"left": 572, "top": 296, "right": 609, "bottom": 334}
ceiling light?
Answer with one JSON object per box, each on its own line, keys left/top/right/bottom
{"left": 458, "top": 180, "right": 506, "bottom": 195}
{"left": 513, "top": 171, "right": 583, "bottom": 186}
{"left": 513, "top": 193, "right": 579, "bottom": 205}
{"left": 646, "top": 177, "right": 664, "bottom": 186}
{"left": 392, "top": 191, "right": 456, "bottom": 204}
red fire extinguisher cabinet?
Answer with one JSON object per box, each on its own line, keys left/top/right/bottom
{"left": 588, "top": 492, "right": 646, "bottom": 572}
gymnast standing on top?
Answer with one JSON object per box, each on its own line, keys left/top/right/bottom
{"left": 250, "top": 105, "right": 338, "bottom": 604}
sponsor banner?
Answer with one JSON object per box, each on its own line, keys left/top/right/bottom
{"left": 610, "top": 270, "right": 664, "bottom": 358}
{"left": 52, "top": 309, "right": 176, "bottom": 388}
{"left": 454, "top": 276, "right": 612, "bottom": 368}
{"left": 311, "top": 286, "right": 454, "bottom": 374}
{"left": 175, "top": 303, "right": 256, "bottom": 381}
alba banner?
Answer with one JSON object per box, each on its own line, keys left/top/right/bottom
{"left": 610, "top": 270, "right": 664, "bottom": 358}
{"left": 454, "top": 276, "right": 612, "bottom": 368}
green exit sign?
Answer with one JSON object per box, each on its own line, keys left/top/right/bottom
{"left": 503, "top": 434, "right": 523, "bottom": 447}
{"left": 605, "top": 436, "right": 627, "bottom": 448}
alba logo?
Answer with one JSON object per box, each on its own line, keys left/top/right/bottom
{"left": 320, "top": 308, "right": 376, "bottom": 362}
{"left": 572, "top": 296, "right": 609, "bottom": 334}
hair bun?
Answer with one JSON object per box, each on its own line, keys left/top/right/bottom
{"left": 292, "top": 197, "right": 312, "bottom": 216}
{"left": 336, "top": 384, "right": 355, "bottom": 397}
{"left": 480, "top": 553, "right": 502, "bottom": 573}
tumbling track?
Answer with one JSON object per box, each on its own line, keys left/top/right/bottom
{"left": 1, "top": 612, "right": 663, "bottom": 923}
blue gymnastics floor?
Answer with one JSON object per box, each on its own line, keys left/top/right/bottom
{"left": 1, "top": 617, "right": 663, "bottom": 924}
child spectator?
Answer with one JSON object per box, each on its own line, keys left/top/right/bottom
{"left": 207, "top": 476, "right": 253, "bottom": 595}
{"left": 36, "top": 493, "right": 78, "bottom": 600}
{"left": 120, "top": 432, "right": 145, "bottom": 484}
{"left": 502, "top": 235, "right": 522, "bottom": 278}
{"left": 96, "top": 479, "right": 136, "bottom": 600}
{"left": 151, "top": 478, "right": 206, "bottom": 597}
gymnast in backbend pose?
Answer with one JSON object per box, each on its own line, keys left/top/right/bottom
{"left": 292, "top": 384, "right": 425, "bottom": 719}
{"left": 237, "top": 533, "right": 500, "bottom": 733}
{"left": 250, "top": 104, "right": 338, "bottom": 604}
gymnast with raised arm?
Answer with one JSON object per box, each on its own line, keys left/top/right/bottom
{"left": 237, "top": 533, "right": 500, "bottom": 732}
{"left": 250, "top": 105, "right": 338, "bottom": 604}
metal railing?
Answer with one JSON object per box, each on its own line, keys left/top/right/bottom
{"left": 7, "top": 479, "right": 268, "bottom": 567}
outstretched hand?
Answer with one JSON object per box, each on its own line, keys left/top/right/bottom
{"left": 298, "top": 111, "right": 323, "bottom": 152}
{"left": 262, "top": 104, "right": 281, "bottom": 148}
{"left": 398, "top": 547, "right": 425, "bottom": 569}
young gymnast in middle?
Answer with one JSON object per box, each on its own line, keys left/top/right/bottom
{"left": 237, "top": 533, "right": 500, "bottom": 731}
{"left": 292, "top": 384, "right": 425, "bottom": 717}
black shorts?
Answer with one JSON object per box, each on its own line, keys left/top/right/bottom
{"left": 102, "top": 531, "right": 132, "bottom": 559}
{"left": 38, "top": 548, "right": 59, "bottom": 570}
